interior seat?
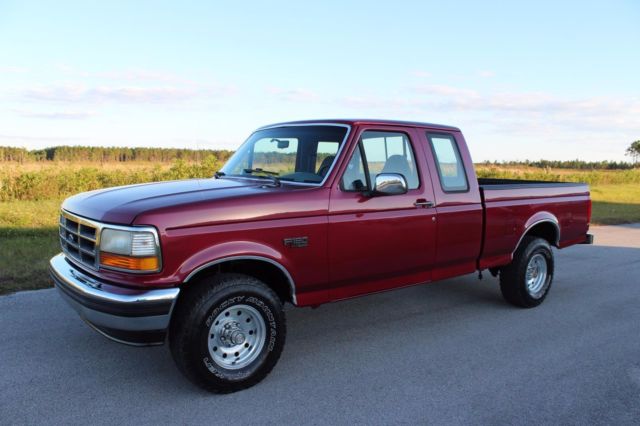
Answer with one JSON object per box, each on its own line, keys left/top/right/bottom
{"left": 317, "top": 155, "right": 335, "bottom": 177}
{"left": 381, "top": 155, "right": 417, "bottom": 188}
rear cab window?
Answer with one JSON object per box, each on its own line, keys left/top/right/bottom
{"left": 427, "top": 133, "right": 469, "bottom": 192}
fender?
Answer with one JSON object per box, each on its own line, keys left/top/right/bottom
{"left": 511, "top": 211, "right": 560, "bottom": 257}
{"left": 176, "top": 240, "right": 298, "bottom": 304}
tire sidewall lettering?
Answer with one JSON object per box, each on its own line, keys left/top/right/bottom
{"left": 205, "top": 295, "right": 245, "bottom": 328}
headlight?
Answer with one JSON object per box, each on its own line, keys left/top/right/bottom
{"left": 99, "top": 227, "right": 161, "bottom": 272}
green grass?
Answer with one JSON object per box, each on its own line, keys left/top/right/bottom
{"left": 475, "top": 165, "right": 640, "bottom": 185}
{"left": 0, "top": 228, "right": 59, "bottom": 295}
{"left": 1, "top": 176, "right": 638, "bottom": 296}
{"left": 0, "top": 199, "right": 62, "bottom": 228}
{"left": 0, "top": 157, "right": 224, "bottom": 201}
{"left": 0, "top": 200, "right": 62, "bottom": 295}
{"left": 590, "top": 184, "right": 640, "bottom": 225}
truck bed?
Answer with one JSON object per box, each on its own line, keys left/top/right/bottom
{"left": 479, "top": 177, "right": 589, "bottom": 202}
{"left": 478, "top": 177, "right": 591, "bottom": 270}
{"left": 478, "top": 177, "right": 587, "bottom": 190}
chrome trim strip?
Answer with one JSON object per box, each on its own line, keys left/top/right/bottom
{"left": 223, "top": 123, "right": 352, "bottom": 188}
{"left": 60, "top": 210, "right": 101, "bottom": 270}
{"left": 512, "top": 218, "right": 561, "bottom": 256}
{"left": 61, "top": 210, "right": 163, "bottom": 274}
{"left": 184, "top": 255, "right": 298, "bottom": 306}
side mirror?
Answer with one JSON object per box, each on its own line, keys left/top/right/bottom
{"left": 373, "top": 173, "right": 408, "bottom": 196}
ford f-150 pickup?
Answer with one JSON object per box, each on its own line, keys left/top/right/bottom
{"left": 50, "top": 119, "right": 593, "bottom": 392}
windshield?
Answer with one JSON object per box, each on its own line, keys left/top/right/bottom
{"left": 220, "top": 125, "right": 348, "bottom": 184}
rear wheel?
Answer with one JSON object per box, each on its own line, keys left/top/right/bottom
{"left": 499, "top": 237, "right": 554, "bottom": 308}
{"left": 169, "top": 273, "right": 286, "bottom": 393}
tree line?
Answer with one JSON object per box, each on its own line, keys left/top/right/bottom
{"left": 2, "top": 145, "right": 638, "bottom": 169}
{"left": 478, "top": 159, "right": 637, "bottom": 170}
{"left": 0, "top": 146, "right": 233, "bottom": 163}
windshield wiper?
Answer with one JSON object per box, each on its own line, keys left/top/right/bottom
{"left": 243, "top": 168, "right": 281, "bottom": 187}
{"left": 244, "top": 168, "right": 279, "bottom": 176}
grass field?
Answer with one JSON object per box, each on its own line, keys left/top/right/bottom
{"left": 590, "top": 184, "right": 640, "bottom": 224}
{"left": 1, "top": 161, "right": 638, "bottom": 295}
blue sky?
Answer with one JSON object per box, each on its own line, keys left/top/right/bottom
{"left": 0, "top": 0, "right": 638, "bottom": 161}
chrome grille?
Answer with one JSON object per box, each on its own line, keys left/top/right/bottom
{"left": 59, "top": 212, "right": 98, "bottom": 269}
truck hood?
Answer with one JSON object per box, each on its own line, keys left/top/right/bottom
{"left": 62, "top": 178, "right": 268, "bottom": 224}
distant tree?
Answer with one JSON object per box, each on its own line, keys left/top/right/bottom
{"left": 626, "top": 140, "right": 640, "bottom": 164}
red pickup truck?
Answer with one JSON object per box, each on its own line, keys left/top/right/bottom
{"left": 50, "top": 119, "right": 593, "bottom": 392}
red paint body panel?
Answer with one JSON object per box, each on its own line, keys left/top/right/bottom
{"left": 59, "top": 119, "right": 591, "bottom": 307}
{"left": 327, "top": 126, "right": 437, "bottom": 300}
{"left": 419, "top": 130, "right": 484, "bottom": 280}
{"left": 479, "top": 190, "right": 590, "bottom": 269}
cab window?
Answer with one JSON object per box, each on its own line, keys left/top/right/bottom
{"left": 341, "top": 131, "right": 419, "bottom": 191}
{"left": 427, "top": 133, "right": 469, "bottom": 192}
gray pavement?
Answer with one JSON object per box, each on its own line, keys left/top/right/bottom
{"left": 1, "top": 224, "right": 639, "bottom": 425}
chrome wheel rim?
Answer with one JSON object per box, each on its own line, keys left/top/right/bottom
{"left": 526, "top": 253, "right": 548, "bottom": 298}
{"left": 208, "top": 304, "right": 266, "bottom": 370}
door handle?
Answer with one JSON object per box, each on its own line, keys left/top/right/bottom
{"left": 414, "top": 199, "right": 435, "bottom": 208}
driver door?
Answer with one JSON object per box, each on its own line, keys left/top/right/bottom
{"left": 327, "top": 127, "right": 437, "bottom": 300}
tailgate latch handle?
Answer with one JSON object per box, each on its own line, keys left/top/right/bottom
{"left": 414, "top": 199, "right": 435, "bottom": 208}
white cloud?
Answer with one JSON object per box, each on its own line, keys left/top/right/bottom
{"left": 477, "top": 70, "right": 496, "bottom": 78}
{"left": 308, "top": 83, "right": 639, "bottom": 160}
{"left": 13, "top": 108, "right": 95, "bottom": 120}
{"left": 410, "top": 70, "right": 432, "bottom": 78}
{"left": 0, "top": 133, "right": 87, "bottom": 144}
{"left": 53, "top": 64, "right": 197, "bottom": 85}
{"left": 258, "top": 83, "right": 640, "bottom": 141}
{"left": 359, "top": 84, "right": 639, "bottom": 137}
{"left": 338, "top": 95, "right": 389, "bottom": 108}
{"left": 0, "top": 65, "right": 28, "bottom": 74}
{"left": 20, "top": 83, "right": 235, "bottom": 104}
{"left": 266, "top": 87, "right": 319, "bottom": 102}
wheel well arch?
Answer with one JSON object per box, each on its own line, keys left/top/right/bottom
{"left": 513, "top": 219, "right": 560, "bottom": 255}
{"left": 182, "top": 256, "right": 297, "bottom": 305}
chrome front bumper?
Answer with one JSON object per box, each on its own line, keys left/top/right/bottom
{"left": 49, "top": 253, "right": 180, "bottom": 346}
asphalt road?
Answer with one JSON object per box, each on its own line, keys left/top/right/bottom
{"left": 1, "top": 225, "right": 639, "bottom": 425}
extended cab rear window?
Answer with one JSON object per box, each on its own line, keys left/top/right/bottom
{"left": 427, "top": 133, "right": 469, "bottom": 192}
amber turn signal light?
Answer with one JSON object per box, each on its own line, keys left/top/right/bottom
{"left": 100, "top": 251, "right": 159, "bottom": 271}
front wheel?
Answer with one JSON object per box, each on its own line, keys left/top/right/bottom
{"left": 169, "top": 273, "right": 286, "bottom": 393}
{"left": 499, "top": 237, "right": 554, "bottom": 308}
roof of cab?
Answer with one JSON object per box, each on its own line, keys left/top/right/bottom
{"left": 259, "top": 119, "right": 460, "bottom": 132}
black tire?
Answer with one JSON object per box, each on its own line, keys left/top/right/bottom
{"left": 169, "top": 273, "right": 286, "bottom": 393}
{"left": 499, "top": 236, "right": 554, "bottom": 308}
